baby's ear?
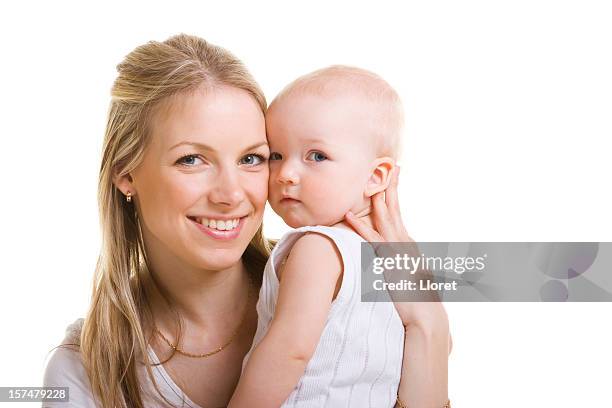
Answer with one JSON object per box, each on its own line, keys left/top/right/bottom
{"left": 365, "top": 157, "right": 395, "bottom": 197}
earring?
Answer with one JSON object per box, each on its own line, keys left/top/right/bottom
{"left": 126, "top": 191, "right": 132, "bottom": 203}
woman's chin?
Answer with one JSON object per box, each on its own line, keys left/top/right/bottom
{"left": 191, "top": 248, "right": 246, "bottom": 272}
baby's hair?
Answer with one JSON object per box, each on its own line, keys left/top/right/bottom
{"left": 272, "top": 65, "right": 404, "bottom": 159}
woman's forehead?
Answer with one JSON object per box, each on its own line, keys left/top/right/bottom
{"left": 148, "top": 85, "right": 266, "bottom": 153}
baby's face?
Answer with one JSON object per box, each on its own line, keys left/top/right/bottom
{"left": 266, "top": 92, "right": 378, "bottom": 228}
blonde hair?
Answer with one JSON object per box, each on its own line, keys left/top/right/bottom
{"left": 78, "top": 34, "right": 272, "bottom": 408}
{"left": 273, "top": 65, "right": 404, "bottom": 159}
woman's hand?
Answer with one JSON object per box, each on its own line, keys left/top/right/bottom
{"left": 344, "top": 166, "right": 450, "bottom": 335}
{"left": 346, "top": 165, "right": 451, "bottom": 408}
{"left": 345, "top": 166, "right": 412, "bottom": 243}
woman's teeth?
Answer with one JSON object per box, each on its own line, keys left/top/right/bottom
{"left": 196, "top": 217, "right": 240, "bottom": 231}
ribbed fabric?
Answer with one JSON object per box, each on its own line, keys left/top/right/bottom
{"left": 243, "top": 226, "right": 405, "bottom": 407}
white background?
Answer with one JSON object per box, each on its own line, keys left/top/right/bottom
{"left": 1, "top": 1, "right": 611, "bottom": 407}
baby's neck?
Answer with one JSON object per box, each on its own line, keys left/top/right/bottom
{"left": 331, "top": 206, "right": 375, "bottom": 231}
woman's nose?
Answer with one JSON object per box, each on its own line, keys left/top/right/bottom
{"left": 276, "top": 161, "right": 300, "bottom": 185}
{"left": 209, "top": 168, "right": 245, "bottom": 207}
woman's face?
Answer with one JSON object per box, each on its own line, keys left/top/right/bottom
{"left": 124, "top": 85, "right": 269, "bottom": 272}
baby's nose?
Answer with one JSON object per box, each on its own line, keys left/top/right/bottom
{"left": 277, "top": 163, "right": 300, "bottom": 185}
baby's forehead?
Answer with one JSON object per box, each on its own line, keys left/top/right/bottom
{"left": 268, "top": 95, "right": 385, "bottom": 155}
{"left": 269, "top": 66, "right": 403, "bottom": 159}
{"left": 274, "top": 67, "right": 401, "bottom": 129}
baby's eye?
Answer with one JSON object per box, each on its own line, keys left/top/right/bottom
{"left": 176, "top": 154, "right": 205, "bottom": 166}
{"left": 239, "top": 154, "right": 266, "bottom": 166}
{"left": 306, "top": 151, "right": 328, "bottom": 162}
{"left": 270, "top": 152, "right": 283, "bottom": 161}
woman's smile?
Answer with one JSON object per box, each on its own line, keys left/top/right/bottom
{"left": 188, "top": 215, "right": 247, "bottom": 240}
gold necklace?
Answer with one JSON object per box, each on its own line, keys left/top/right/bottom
{"left": 154, "top": 276, "right": 253, "bottom": 359}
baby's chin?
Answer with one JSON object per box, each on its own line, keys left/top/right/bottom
{"left": 271, "top": 200, "right": 351, "bottom": 228}
{"left": 280, "top": 212, "right": 346, "bottom": 229}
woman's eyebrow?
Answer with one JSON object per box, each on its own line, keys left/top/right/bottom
{"left": 241, "top": 141, "right": 269, "bottom": 153}
{"left": 168, "top": 141, "right": 268, "bottom": 152}
{"left": 168, "top": 141, "right": 213, "bottom": 151}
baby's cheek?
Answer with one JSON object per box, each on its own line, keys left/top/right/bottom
{"left": 266, "top": 182, "right": 280, "bottom": 202}
{"left": 311, "top": 181, "right": 337, "bottom": 201}
{"left": 311, "top": 182, "right": 351, "bottom": 219}
{"left": 319, "top": 177, "right": 355, "bottom": 201}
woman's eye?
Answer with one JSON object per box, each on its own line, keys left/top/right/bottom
{"left": 239, "top": 154, "right": 266, "bottom": 166}
{"left": 177, "top": 154, "right": 204, "bottom": 166}
{"left": 270, "top": 152, "right": 283, "bottom": 161}
{"left": 307, "top": 151, "right": 327, "bottom": 162}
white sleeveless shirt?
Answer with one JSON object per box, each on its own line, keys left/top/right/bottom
{"left": 243, "top": 225, "right": 405, "bottom": 408}
{"left": 43, "top": 318, "right": 206, "bottom": 408}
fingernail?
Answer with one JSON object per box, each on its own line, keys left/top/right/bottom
{"left": 346, "top": 211, "right": 354, "bottom": 217}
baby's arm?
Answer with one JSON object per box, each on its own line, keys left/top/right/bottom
{"left": 228, "top": 233, "right": 343, "bottom": 408}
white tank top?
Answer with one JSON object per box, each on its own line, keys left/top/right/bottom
{"left": 43, "top": 318, "right": 207, "bottom": 408}
{"left": 243, "top": 225, "right": 405, "bottom": 407}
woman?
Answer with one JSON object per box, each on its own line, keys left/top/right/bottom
{"left": 43, "top": 33, "right": 450, "bottom": 408}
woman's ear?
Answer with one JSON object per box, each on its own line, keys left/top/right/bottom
{"left": 113, "top": 172, "right": 136, "bottom": 198}
{"left": 365, "top": 157, "right": 395, "bottom": 198}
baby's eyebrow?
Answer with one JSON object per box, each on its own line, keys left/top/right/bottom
{"left": 302, "top": 137, "right": 326, "bottom": 143}
{"left": 301, "top": 137, "right": 337, "bottom": 148}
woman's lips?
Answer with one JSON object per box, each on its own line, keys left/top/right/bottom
{"left": 189, "top": 216, "right": 245, "bottom": 240}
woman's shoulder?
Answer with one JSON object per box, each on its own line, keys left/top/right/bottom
{"left": 43, "top": 318, "right": 96, "bottom": 406}
{"left": 44, "top": 318, "right": 85, "bottom": 382}
{"left": 62, "top": 317, "right": 84, "bottom": 344}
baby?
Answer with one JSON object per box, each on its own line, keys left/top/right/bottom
{"left": 229, "top": 66, "right": 405, "bottom": 407}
